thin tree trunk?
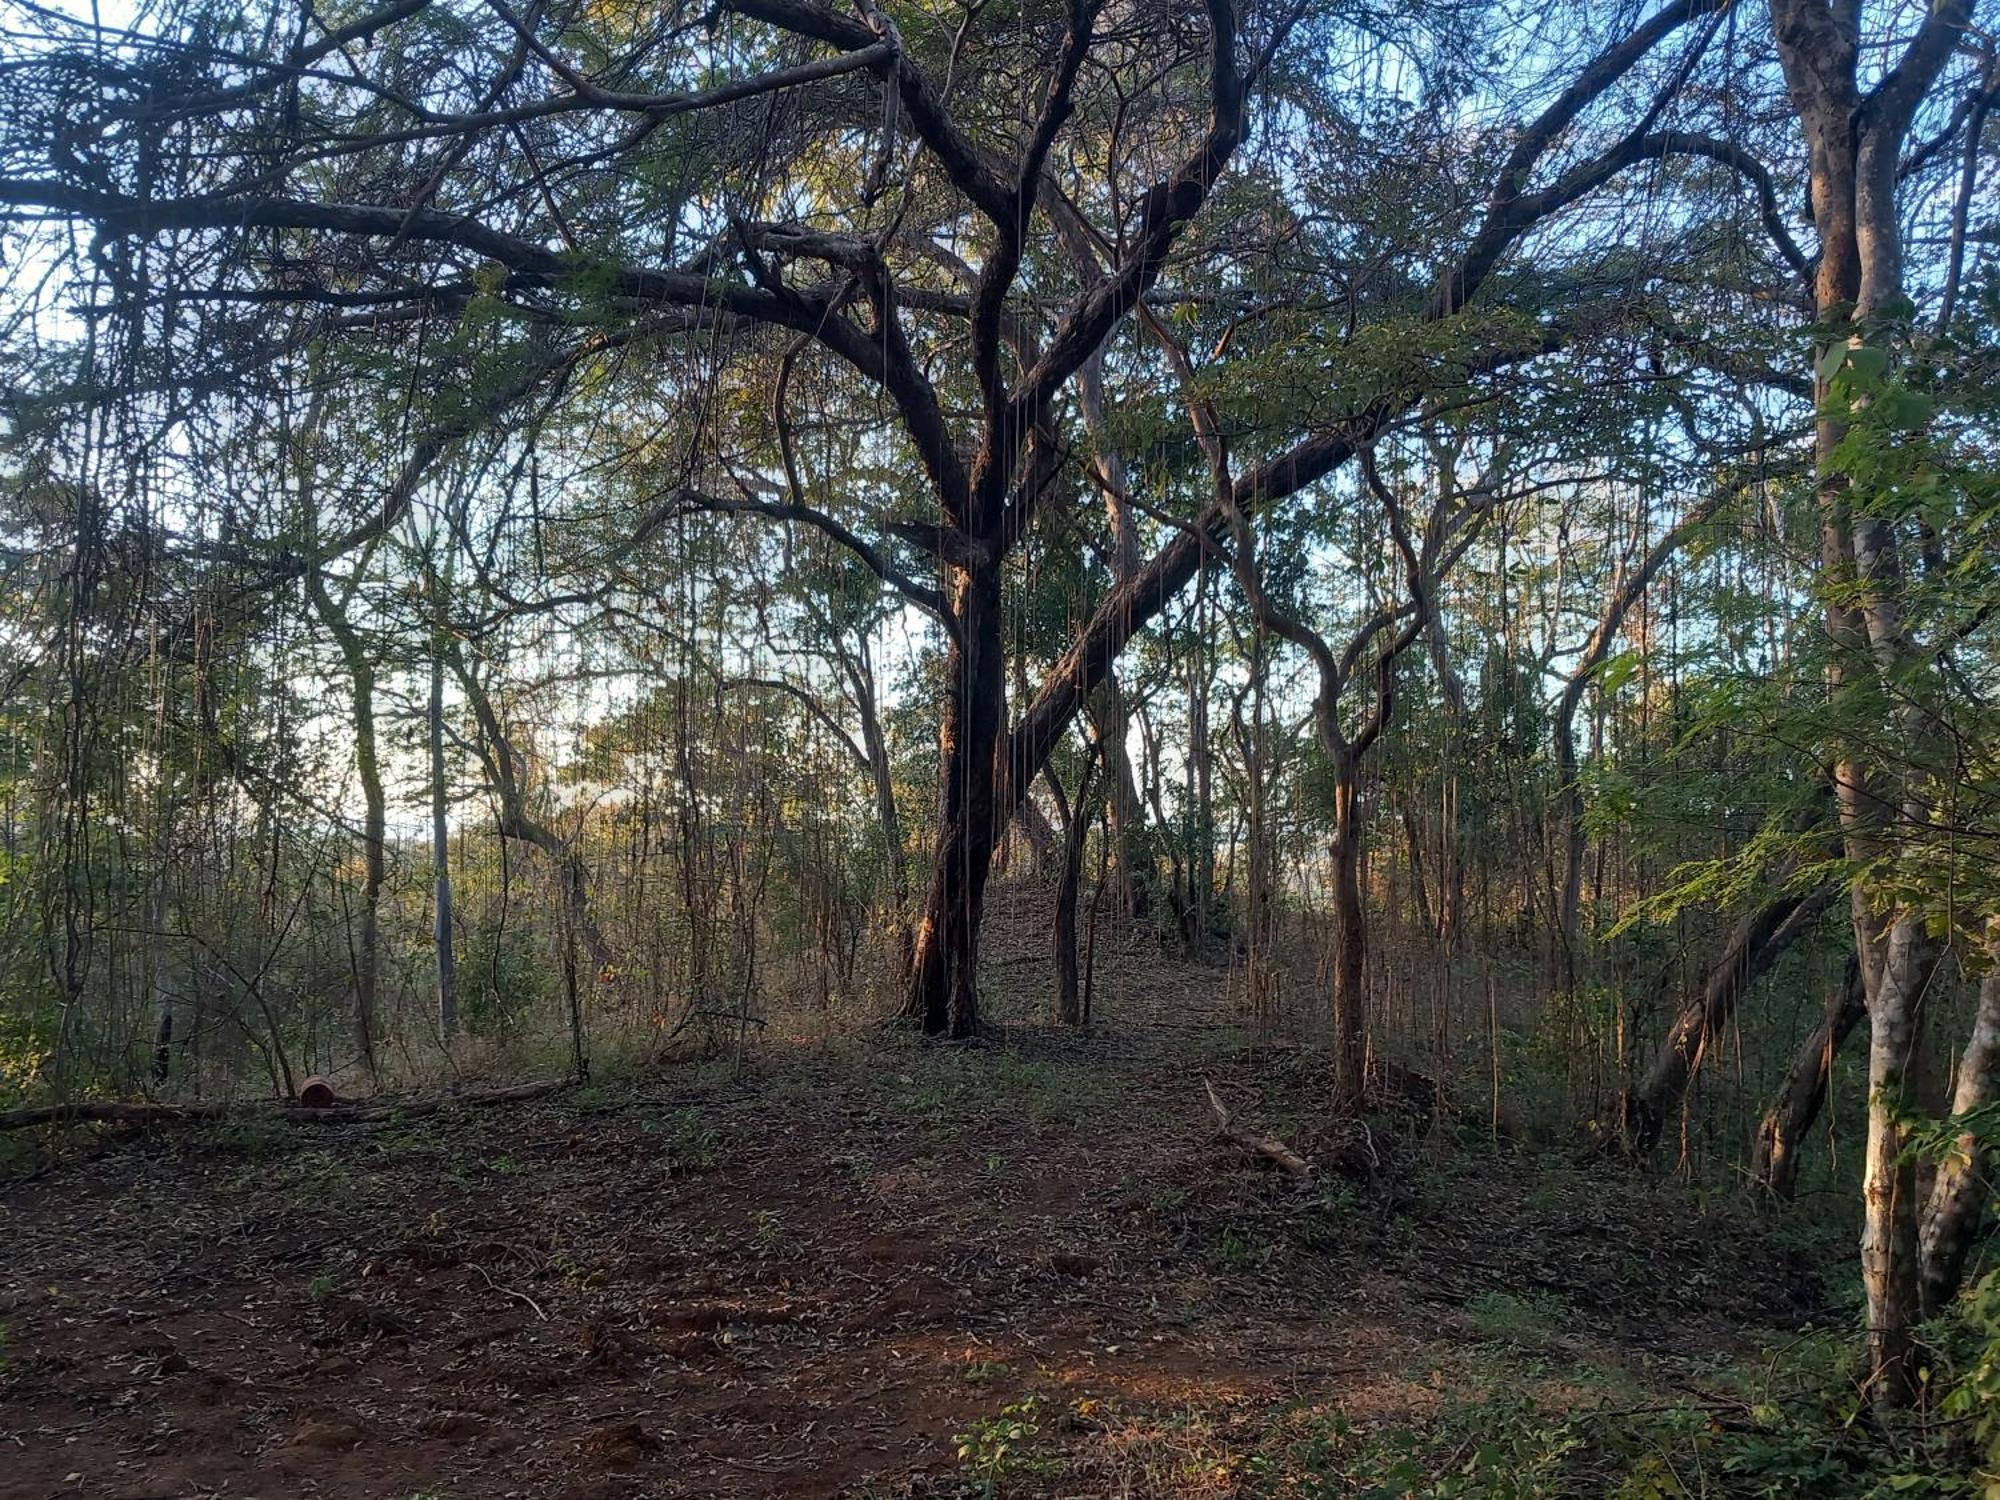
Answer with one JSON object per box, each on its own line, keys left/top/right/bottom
{"left": 148, "top": 870, "right": 175, "bottom": 1085}
{"left": 430, "top": 622, "right": 458, "bottom": 1040}
{"left": 1553, "top": 491, "right": 1727, "bottom": 991}
{"left": 1398, "top": 795, "right": 1436, "bottom": 940}
{"left": 1047, "top": 750, "right": 1097, "bottom": 1027}
{"left": 1087, "top": 686, "right": 1150, "bottom": 917}
{"left": 298, "top": 385, "right": 383, "bottom": 1079}
{"left": 838, "top": 638, "right": 908, "bottom": 947}
{"left": 1231, "top": 638, "right": 1278, "bottom": 1021}
{"left": 1186, "top": 623, "right": 1217, "bottom": 950}
{"left": 450, "top": 648, "right": 617, "bottom": 977}
{"left": 1331, "top": 762, "right": 1366, "bottom": 1108}
{"left": 1014, "top": 792, "right": 1060, "bottom": 878}
{"left": 1073, "top": 337, "right": 1151, "bottom": 917}
{"left": 306, "top": 578, "right": 384, "bottom": 1078}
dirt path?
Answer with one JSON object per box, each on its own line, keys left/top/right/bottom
{"left": 1, "top": 984, "right": 1826, "bottom": 1499}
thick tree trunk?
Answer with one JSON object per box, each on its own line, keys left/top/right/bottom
{"left": 1766, "top": 0, "right": 1970, "bottom": 1408}
{"left": 1751, "top": 955, "right": 1866, "bottom": 1199}
{"left": 1628, "top": 881, "right": 1840, "bottom": 1154}
{"left": 1860, "top": 915, "right": 1931, "bottom": 1407}
{"left": 903, "top": 565, "right": 1005, "bottom": 1037}
{"left": 1917, "top": 916, "right": 2000, "bottom": 1317}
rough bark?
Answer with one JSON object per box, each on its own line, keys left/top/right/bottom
{"left": 1751, "top": 955, "right": 1867, "bottom": 1199}
{"left": 903, "top": 566, "right": 1006, "bottom": 1037}
{"left": 1766, "top": 0, "right": 1974, "bottom": 1411}
{"left": 1628, "top": 881, "right": 1841, "bottom": 1155}
{"left": 1859, "top": 917, "right": 1929, "bottom": 1405}
{"left": 1917, "top": 916, "right": 2000, "bottom": 1316}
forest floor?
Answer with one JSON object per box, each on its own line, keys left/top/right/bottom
{"left": 2, "top": 914, "right": 1846, "bottom": 1500}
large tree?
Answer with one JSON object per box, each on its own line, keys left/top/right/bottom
{"left": 0, "top": 0, "right": 1850, "bottom": 1044}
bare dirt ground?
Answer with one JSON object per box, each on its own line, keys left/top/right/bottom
{"left": 1, "top": 927, "right": 1831, "bottom": 1500}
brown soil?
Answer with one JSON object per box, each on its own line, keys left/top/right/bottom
{"left": 0, "top": 936, "right": 1828, "bottom": 1499}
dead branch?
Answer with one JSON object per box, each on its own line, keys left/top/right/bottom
{"left": 1204, "top": 1078, "right": 1315, "bottom": 1179}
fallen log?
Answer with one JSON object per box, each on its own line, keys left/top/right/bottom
{"left": 0, "top": 1077, "right": 574, "bottom": 1132}
{"left": 1204, "top": 1078, "right": 1315, "bottom": 1179}
{"left": 0, "top": 1099, "right": 230, "bottom": 1129}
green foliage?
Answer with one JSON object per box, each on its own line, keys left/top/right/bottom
{"left": 1938, "top": 1271, "right": 2000, "bottom": 1484}
{"left": 955, "top": 1396, "right": 1061, "bottom": 1497}
{"left": 210, "top": 1115, "right": 286, "bottom": 1158}
{"left": 457, "top": 919, "right": 555, "bottom": 1038}
{"left": 1212, "top": 1223, "right": 1278, "bottom": 1272}
{"left": 1465, "top": 1291, "right": 1567, "bottom": 1352}
{"left": 641, "top": 1106, "right": 718, "bottom": 1175}
{"left": 1249, "top": 1335, "right": 1993, "bottom": 1498}
{"left": 0, "top": 986, "right": 55, "bottom": 1106}
{"left": 1901, "top": 1101, "right": 2000, "bottom": 1171}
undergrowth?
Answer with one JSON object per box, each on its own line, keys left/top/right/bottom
{"left": 940, "top": 1284, "right": 2000, "bottom": 1497}
{"left": 1255, "top": 1289, "right": 2000, "bottom": 1498}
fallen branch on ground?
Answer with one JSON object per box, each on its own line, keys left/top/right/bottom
{"left": 0, "top": 1077, "right": 574, "bottom": 1131}
{"left": 1204, "top": 1078, "right": 1316, "bottom": 1179}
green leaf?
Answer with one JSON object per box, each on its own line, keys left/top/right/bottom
{"left": 1845, "top": 344, "right": 1889, "bottom": 384}
{"left": 1597, "top": 649, "right": 1641, "bottom": 697}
